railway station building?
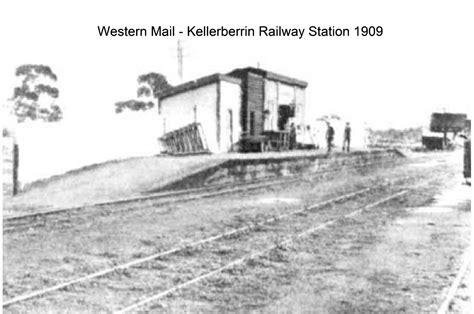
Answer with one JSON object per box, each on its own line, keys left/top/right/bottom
{"left": 158, "top": 67, "right": 308, "bottom": 154}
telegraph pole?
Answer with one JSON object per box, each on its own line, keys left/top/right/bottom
{"left": 177, "top": 40, "right": 184, "bottom": 83}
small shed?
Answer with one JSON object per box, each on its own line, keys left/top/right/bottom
{"left": 157, "top": 67, "right": 308, "bottom": 154}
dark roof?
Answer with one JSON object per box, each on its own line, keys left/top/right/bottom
{"left": 159, "top": 74, "right": 241, "bottom": 100}
{"left": 159, "top": 67, "right": 308, "bottom": 101}
{"left": 430, "top": 112, "right": 467, "bottom": 132}
{"left": 228, "top": 67, "right": 308, "bottom": 88}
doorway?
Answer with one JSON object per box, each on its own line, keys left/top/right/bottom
{"left": 277, "top": 105, "right": 294, "bottom": 130}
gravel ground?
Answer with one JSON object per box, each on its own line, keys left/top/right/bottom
{"left": 3, "top": 151, "right": 469, "bottom": 312}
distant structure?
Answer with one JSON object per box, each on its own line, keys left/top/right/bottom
{"left": 158, "top": 67, "right": 307, "bottom": 154}
{"left": 428, "top": 112, "right": 467, "bottom": 149}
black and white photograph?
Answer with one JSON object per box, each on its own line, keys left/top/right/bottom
{"left": 1, "top": 0, "right": 472, "bottom": 312}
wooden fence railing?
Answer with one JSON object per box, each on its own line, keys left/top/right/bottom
{"left": 159, "top": 123, "right": 209, "bottom": 155}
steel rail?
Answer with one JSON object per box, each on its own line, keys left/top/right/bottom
{"left": 2, "top": 187, "right": 372, "bottom": 307}
{"left": 5, "top": 151, "right": 441, "bottom": 227}
{"left": 3, "top": 158, "right": 399, "bottom": 233}
{"left": 437, "top": 248, "right": 471, "bottom": 314}
{"left": 4, "top": 166, "right": 447, "bottom": 309}
{"left": 116, "top": 190, "right": 408, "bottom": 313}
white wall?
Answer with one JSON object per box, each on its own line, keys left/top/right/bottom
{"left": 159, "top": 83, "right": 219, "bottom": 152}
{"left": 294, "top": 86, "right": 306, "bottom": 125}
{"left": 159, "top": 80, "right": 242, "bottom": 153}
{"left": 15, "top": 111, "right": 160, "bottom": 185}
{"left": 219, "top": 81, "right": 242, "bottom": 152}
{"left": 264, "top": 80, "right": 278, "bottom": 131}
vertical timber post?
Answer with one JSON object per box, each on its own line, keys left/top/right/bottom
{"left": 12, "top": 143, "right": 19, "bottom": 195}
{"left": 177, "top": 40, "right": 184, "bottom": 83}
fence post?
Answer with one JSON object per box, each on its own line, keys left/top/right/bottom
{"left": 13, "top": 143, "right": 19, "bottom": 195}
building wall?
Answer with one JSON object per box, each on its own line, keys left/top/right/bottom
{"left": 263, "top": 79, "right": 307, "bottom": 132}
{"left": 160, "top": 83, "right": 219, "bottom": 152}
{"left": 294, "top": 86, "right": 306, "bottom": 142}
{"left": 246, "top": 73, "right": 265, "bottom": 136}
{"left": 264, "top": 80, "right": 278, "bottom": 131}
{"left": 159, "top": 80, "right": 242, "bottom": 153}
{"left": 294, "top": 86, "right": 306, "bottom": 125}
{"left": 158, "top": 71, "right": 307, "bottom": 152}
{"left": 219, "top": 81, "right": 242, "bottom": 152}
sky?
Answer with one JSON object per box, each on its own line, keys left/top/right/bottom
{"left": 1, "top": 0, "right": 472, "bottom": 129}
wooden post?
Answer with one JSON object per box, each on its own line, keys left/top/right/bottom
{"left": 13, "top": 143, "right": 19, "bottom": 195}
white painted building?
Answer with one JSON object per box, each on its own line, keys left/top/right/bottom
{"left": 158, "top": 74, "right": 242, "bottom": 153}
{"left": 158, "top": 67, "right": 308, "bottom": 153}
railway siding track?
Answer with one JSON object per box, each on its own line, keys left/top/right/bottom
{"left": 2, "top": 187, "right": 372, "bottom": 308}
{"left": 3, "top": 162, "right": 450, "bottom": 310}
{"left": 115, "top": 191, "right": 409, "bottom": 313}
{"left": 7, "top": 174, "right": 444, "bottom": 312}
{"left": 3, "top": 153, "right": 458, "bottom": 312}
{"left": 3, "top": 158, "right": 402, "bottom": 233}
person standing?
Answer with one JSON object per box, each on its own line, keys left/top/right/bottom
{"left": 289, "top": 123, "right": 297, "bottom": 150}
{"left": 326, "top": 122, "right": 335, "bottom": 153}
{"left": 343, "top": 122, "right": 351, "bottom": 152}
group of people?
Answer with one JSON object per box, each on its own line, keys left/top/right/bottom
{"left": 287, "top": 121, "right": 352, "bottom": 153}
{"left": 325, "top": 122, "right": 351, "bottom": 153}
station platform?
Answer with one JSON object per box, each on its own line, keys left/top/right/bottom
{"left": 2, "top": 148, "right": 395, "bottom": 216}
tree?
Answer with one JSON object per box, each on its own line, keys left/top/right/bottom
{"left": 115, "top": 100, "right": 155, "bottom": 113}
{"left": 12, "top": 64, "right": 62, "bottom": 122}
{"left": 137, "top": 72, "right": 172, "bottom": 99}
{"left": 115, "top": 72, "right": 172, "bottom": 113}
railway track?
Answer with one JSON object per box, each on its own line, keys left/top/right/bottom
{"left": 116, "top": 191, "right": 409, "bottom": 313}
{"left": 3, "top": 158, "right": 402, "bottom": 233}
{"left": 3, "top": 176, "right": 301, "bottom": 233}
{"left": 2, "top": 152, "right": 463, "bottom": 312}
{"left": 4, "top": 167, "right": 450, "bottom": 312}
{"left": 437, "top": 248, "right": 471, "bottom": 314}
{"left": 3, "top": 186, "right": 373, "bottom": 308}
{"left": 112, "top": 174, "right": 457, "bottom": 313}
{"left": 2, "top": 161, "right": 457, "bottom": 312}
